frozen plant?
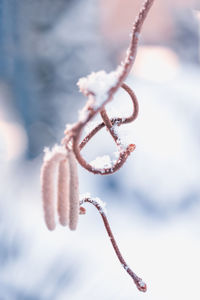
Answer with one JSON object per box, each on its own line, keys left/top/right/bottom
{"left": 41, "top": 0, "right": 155, "bottom": 293}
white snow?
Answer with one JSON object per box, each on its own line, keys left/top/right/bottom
{"left": 90, "top": 155, "right": 113, "bottom": 170}
{"left": 77, "top": 66, "right": 123, "bottom": 109}
{"left": 43, "top": 144, "right": 67, "bottom": 162}
{"left": 80, "top": 192, "right": 92, "bottom": 200}
{"left": 80, "top": 193, "right": 107, "bottom": 215}
{"left": 91, "top": 196, "right": 106, "bottom": 211}
{"left": 112, "top": 123, "right": 134, "bottom": 148}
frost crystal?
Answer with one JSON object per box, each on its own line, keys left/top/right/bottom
{"left": 92, "top": 196, "right": 106, "bottom": 209}
{"left": 91, "top": 196, "right": 107, "bottom": 215}
{"left": 77, "top": 66, "right": 123, "bottom": 109}
{"left": 80, "top": 194, "right": 107, "bottom": 215}
{"left": 112, "top": 124, "right": 133, "bottom": 148}
{"left": 80, "top": 192, "right": 91, "bottom": 200}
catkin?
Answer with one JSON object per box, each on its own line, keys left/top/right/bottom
{"left": 57, "top": 158, "right": 70, "bottom": 226}
{"left": 68, "top": 151, "right": 79, "bottom": 230}
{"left": 41, "top": 152, "right": 65, "bottom": 230}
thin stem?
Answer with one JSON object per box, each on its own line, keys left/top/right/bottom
{"left": 73, "top": 136, "right": 135, "bottom": 175}
{"left": 96, "top": 0, "right": 155, "bottom": 110}
{"left": 70, "top": 84, "right": 138, "bottom": 175}
{"left": 100, "top": 108, "right": 120, "bottom": 145}
{"left": 80, "top": 198, "right": 147, "bottom": 292}
{"left": 79, "top": 83, "right": 139, "bottom": 150}
{"left": 64, "top": 1, "right": 155, "bottom": 174}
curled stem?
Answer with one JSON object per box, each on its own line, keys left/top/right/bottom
{"left": 71, "top": 83, "right": 138, "bottom": 175}
{"left": 64, "top": 0, "right": 155, "bottom": 174}
{"left": 79, "top": 83, "right": 139, "bottom": 150}
{"left": 80, "top": 197, "right": 147, "bottom": 292}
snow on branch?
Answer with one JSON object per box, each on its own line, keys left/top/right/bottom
{"left": 40, "top": 0, "right": 155, "bottom": 293}
{"left": 77, "top": 67, "right": 123, "bottom": 109}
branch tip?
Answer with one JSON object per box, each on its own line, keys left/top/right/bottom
{"left": 80, "top": 197, "right": 147, "bottom": 292}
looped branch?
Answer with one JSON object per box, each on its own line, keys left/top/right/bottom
{"left": 41, "top": 0, "right": 155, "bottom": 293}
{"left": 72, "top": 83, "right": 138, "bottom": 175}
{"left": 63, "top": 0, "right": 154, "bottom": 175}
{"left": 79, "top": 83, "right": 139, "bottom": 150}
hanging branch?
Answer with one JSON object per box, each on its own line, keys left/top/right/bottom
{"left": 62, "top": 0, "right": 154, "bottom": 175}
{"left": 80, "top": 197, "right": 147, "bottom": 292}
{"left": 41, "top": 0, "right": 155, "bottom": 293}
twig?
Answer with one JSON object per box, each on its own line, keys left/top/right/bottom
{"left": 79, "top": 83, "right": 139, "bottom": 150}
{"left": 80, "top": 197, "right": 147, "bottom": 292}
{"left": 63, "top": 0, "right": 154, "bottom": 175}
{"left": 71, "top": 84, "right": 138, "bottom": 175}
{"left": 41, "top": 0, "right": 155, "bottom": 293}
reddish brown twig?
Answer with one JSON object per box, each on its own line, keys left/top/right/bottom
{"left": 63, "top": 0, "right": 154, "bottom": 175}
{"left": 79, "top": 83, "right": 139, "bottom": 150}
{"left": 65, "top": 83, "right": 138, "bottom": 175}
{"left": 80, "top": 197, "right": 147, "bottom": 292}
{"left": 41, "top": 0, "right": 155, "bottom": 292}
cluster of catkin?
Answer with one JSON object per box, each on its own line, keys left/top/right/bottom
{"left": 41, "top": 145, "right": 79, "bottom": 231}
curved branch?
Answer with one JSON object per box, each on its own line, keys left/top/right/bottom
{"left": 97, "top": 0, "right": 155, "bottom": 109}
{"left": 100, "top": 108, "right": 120, "bottom": 145}
{"left": 71, "top": 84, "right": 138, "bottom": 175}
{"left": 80, "top": 197, "right": 147, "bottom": 292}
{"left": 73, "top": 136, "right": 135, "bottom": 175}
{"left": 64, "top": 0, "right": 154, "bottom": 175}
{"left": 79, "top": 83, "right": 138, "bottom": 150}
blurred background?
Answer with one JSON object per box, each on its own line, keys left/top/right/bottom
{"left": 0, "top": 0, "right": 200, "bottom": 299}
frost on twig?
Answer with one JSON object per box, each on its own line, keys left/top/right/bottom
{"left": 63, "top": 1, "right": 155, "bottom": 175}
{"left": 41, "top": 0, "right": 155, "bottom": 293}
{"left": 90, "top": 155, "right": 113, "bottom": 173}
{"left": 80, "top": 193, "right": 107, "bottom": 215}
{"left": 80, "top": 196, "right": 147, "bottom": 292}
{"left": 77, "top": 67, "right": 123, "bottom": 109}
